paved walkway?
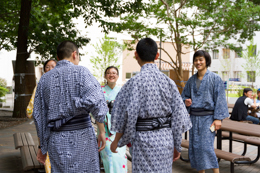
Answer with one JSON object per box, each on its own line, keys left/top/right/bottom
{"left": 1, "top": 119, "right": 260, "bottom": 173}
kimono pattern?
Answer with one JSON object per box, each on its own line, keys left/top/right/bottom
{"left": 111, "top": 63, "right": 192, "bottom": 173}
{"left": 181, "top": 70, "right": 229, "bottom": 171}
{"left": 33, "top": 60, "right": 108, "bottom": 173}
{"left": 99, "top": 85, "right": 127, "bottom": 173}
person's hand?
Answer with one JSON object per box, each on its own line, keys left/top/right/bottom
{"left": 173, "top": 147, "right": 180, "bottom": 162}
{"left": 211, "top": 120, "right": 222, "bottom": 131}
{"left": 97, "top": 132, "right": 106, "bottom": 152}
{"left": 185, "top": 99, "right": 192, "bottom": 107}
{"left": 253, "top": 93, "right": 257, "bottom": 99}
{"left": 110, "top": 140, "right": 118, "bottom": 153}
{"left": 37, "top": 148, "right": 47, "bottom": 164}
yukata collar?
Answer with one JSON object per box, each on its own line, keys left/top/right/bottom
{"left": 194, "top": 69, "right": 210, "bottom": 93}
{"left": 195, "top": 69, "right": 210, "bottom": 79}
{"left": 56, "top": 60, "right": 74, "bottom": 67}
{"left": 141, "top": 63, "right": 158, "bottom": 71}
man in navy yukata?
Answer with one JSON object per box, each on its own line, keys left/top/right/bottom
{"left": 182, "top": 50, "right": 229, "bottom": 173}
{"left": 110, "top": 38, "right": 192, "bottom": 173}
{"left": 33, "top": 41, "right": 107, "bottom": 173}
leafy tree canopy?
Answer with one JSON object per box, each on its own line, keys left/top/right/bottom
{"left": 0, "top": 0, "right": 143, "bottom": 61}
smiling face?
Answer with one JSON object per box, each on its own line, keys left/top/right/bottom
{"left": 244, "top": 90, "right": 253, "bottom": 98}
{"left": 44, "top": 60, "right": 56, "bottom": 72}
{"left": 193, "top": 56, "right": 207, "bottom": 71}
{"left": 105, "top": 68, "right": 119, "bottom": 84}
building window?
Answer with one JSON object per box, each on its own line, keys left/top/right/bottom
{"left": 212, "top": 71, "right": 218, "bottom": 74}
{"left": 222, "top": 48, "right": 230, "bottom": 59}
{"left": 162, "top": 71, "right": 169, "bottom": 76}
{"left": 222, "top": 71, "right": 229, "bottom": 81}
{"left": 235, "top": 47, "right": 242, "bottom": 58}
{"left": 233, "top": 71, "right": 241, "bottom": 81}
{"left": 132, "top": 72, "right": 139, "bottom": 77}
{"left": 247, "top": 71, "right": 255, "bottom": 82}
{"left": 212, "top": 50, "right": 219, "bottom": 59}
{"left": 126, "top": 73, "right": 132, "bottom": 79}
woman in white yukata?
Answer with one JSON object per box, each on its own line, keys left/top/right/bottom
{"left": 181, "top": 50, "right": 229, "bottom": 173}
{"left": 99, "top": 66, "right": 127, "bottom": 173}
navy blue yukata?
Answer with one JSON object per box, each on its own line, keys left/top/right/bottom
{"left": 111, "top": 63, "right": 192, "bottom": 173}
{"left": 181, "top": 70, "right": 229, "bottom": 171}
{"left": 33, "top": 60, "right": 108, "bottom": 173}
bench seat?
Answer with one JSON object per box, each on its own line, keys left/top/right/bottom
{"left": 20, "top": 145, "right": 44, "bottom": 171}
{"left": 13, "top": 132, "right": 35, "bottom": 149}
{"left": 222, "top": 131, "right": 260, "bottom": 146}
{"left": 13, "top": 132, "right": 44, "bottom": 171}
{"left": 181, "top": 139, "right": 251, "bottom": 173}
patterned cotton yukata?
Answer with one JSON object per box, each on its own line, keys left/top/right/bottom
{"left": 33, "top": 60, "right": 108, "bottom": 173}
{"left": 99, "top": 85, "right": 127, "bottom": 173}
{"left": 181, "top": 70, "right": 229, "bottom": 171}
{"left": 111, "top": 63, "right": 192, "bottom": 173}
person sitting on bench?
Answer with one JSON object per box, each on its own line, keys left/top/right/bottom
{"left": 230, "top": 88, "right": 259, "bottom": 124}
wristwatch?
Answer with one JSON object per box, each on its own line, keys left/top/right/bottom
{"left": 38, "top": 145, "right": 41, "bottom": 149}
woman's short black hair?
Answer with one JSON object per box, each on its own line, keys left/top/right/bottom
{"left": 104, "top": 66, "right": 119, "bottom": 76}
{"left": 193, "top": 50, "right": 211, "bottom": 67}
{"left": 136, "top": 38, "right": 158, "bottom": 62}
{"left": 43, "top": 59, "right": 57, "bottom": 72}
{"left": 243, "top": 88, "right": 253, "bottom": 96}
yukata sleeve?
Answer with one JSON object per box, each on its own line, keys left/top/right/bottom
{"left": 73, "top": 68, "right": 107, "bottom": 123}
{"left": 33, "top": 79, "right": 48, "bottom": 155}
{"left": 110, "top": 84, "right": 130, "bottom": 133}
{"left": 213, "top": 76, "right": 229, "bottom": 120}
{"left": 181, "top": 78, "right": 192, "bottom": 113}
{"left": 171, "top": 82, "right": 192, "bottom": 153}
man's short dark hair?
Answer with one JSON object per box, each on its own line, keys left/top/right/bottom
{"left": 243, "top": 88, "right": 253, "bottom": 96}
{"left": 193, "top": 50, "right": 211, "bottom": 67}
{"left": 136, "top": 38, "right": 158, "bottom": 62}
{"left": 57, "top": 41, "right": 79, "bottom": 60}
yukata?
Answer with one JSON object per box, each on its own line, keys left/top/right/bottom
{"left": 99, "top": 85, "right": 127, "bottom": 173}
{"left": 181, "top": 70, "right": 229, "bottom": 171}
{"left": 33, "top": 60, "right": 108, "bottom": 173}
{"left": 111, "top": 63, "right": 192, "bottom": 173}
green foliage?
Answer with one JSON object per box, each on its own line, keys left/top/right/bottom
{"left": 0, "top": 77, "right": 8, "bottom": 102}
{"left": 0, "top": 78, "right": 7, "bottom": 88}
{"left": 0, "top": 78, "right": 8, "bottom": 102}
{"left": 90, "top": 34, "right": 125, "bottom": 83}
{"left": 0, "top": 0, "right": 143, "bottom": 61}
{"left": 242, "top": 39, "right": 260, "bottom": 86}
{"left": 110, "top": 0, "right": 260, "bottom": 81}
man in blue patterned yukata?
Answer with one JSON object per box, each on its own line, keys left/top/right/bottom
{"left": 182, "top": 50, "right": 229, "bottom": 173}
{"left": 33, "top": 41, "right": 107, "bottom": 173}
{"left": 110, "top": 38, "right": 192, "bottom": 172}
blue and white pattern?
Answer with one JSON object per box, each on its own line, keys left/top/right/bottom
{"left": 33, "top": 60, "right": 108, "bottom": 172}
{"left": 111, "top": 63, "right": 192, "bottom": 172}
{"left": 181, "top": 70, "right": 229, "bottom": 171}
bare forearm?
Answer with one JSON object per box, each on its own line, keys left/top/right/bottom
{"left": 96, "top": 121, "right": 105, "bottom": 134}
{"left": 114, "top": 132, "right": 123, "bottom": 143}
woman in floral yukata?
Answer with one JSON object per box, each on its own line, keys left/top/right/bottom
{"left": 99, "top": 66, "right": 127, "bottom": 173}
{"left": 181, "top": 50, "right": 229, "bottom": 173}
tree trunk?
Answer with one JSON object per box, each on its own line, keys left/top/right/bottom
{"left": 13, "top": 0, "right": 35, "bottom": 118}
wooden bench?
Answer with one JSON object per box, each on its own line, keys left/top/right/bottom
{"left": 181, "top": 139, "right": 251, "bottom": 173}
{"left": 222, "top": 131, "right": 260, "bottom": 160}
{"left": 13, "top": 132, "right": 44, "bottom": 171}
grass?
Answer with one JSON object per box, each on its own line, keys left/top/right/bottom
{"left": 226, "top": 93, "right": 239, "bottom": 97}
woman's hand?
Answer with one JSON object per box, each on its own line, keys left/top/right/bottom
{"left": 185, "top": 99, "right": 192, "bottom": 107}
{"left": 211, "top": 120, "right": 222, "bottom": 131}
{"left": 98, "top": 132, "right": 106, "bottom": 152}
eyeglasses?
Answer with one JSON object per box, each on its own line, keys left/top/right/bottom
{"left": 106, "top": 72, "right": 118, "bottom": 76}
